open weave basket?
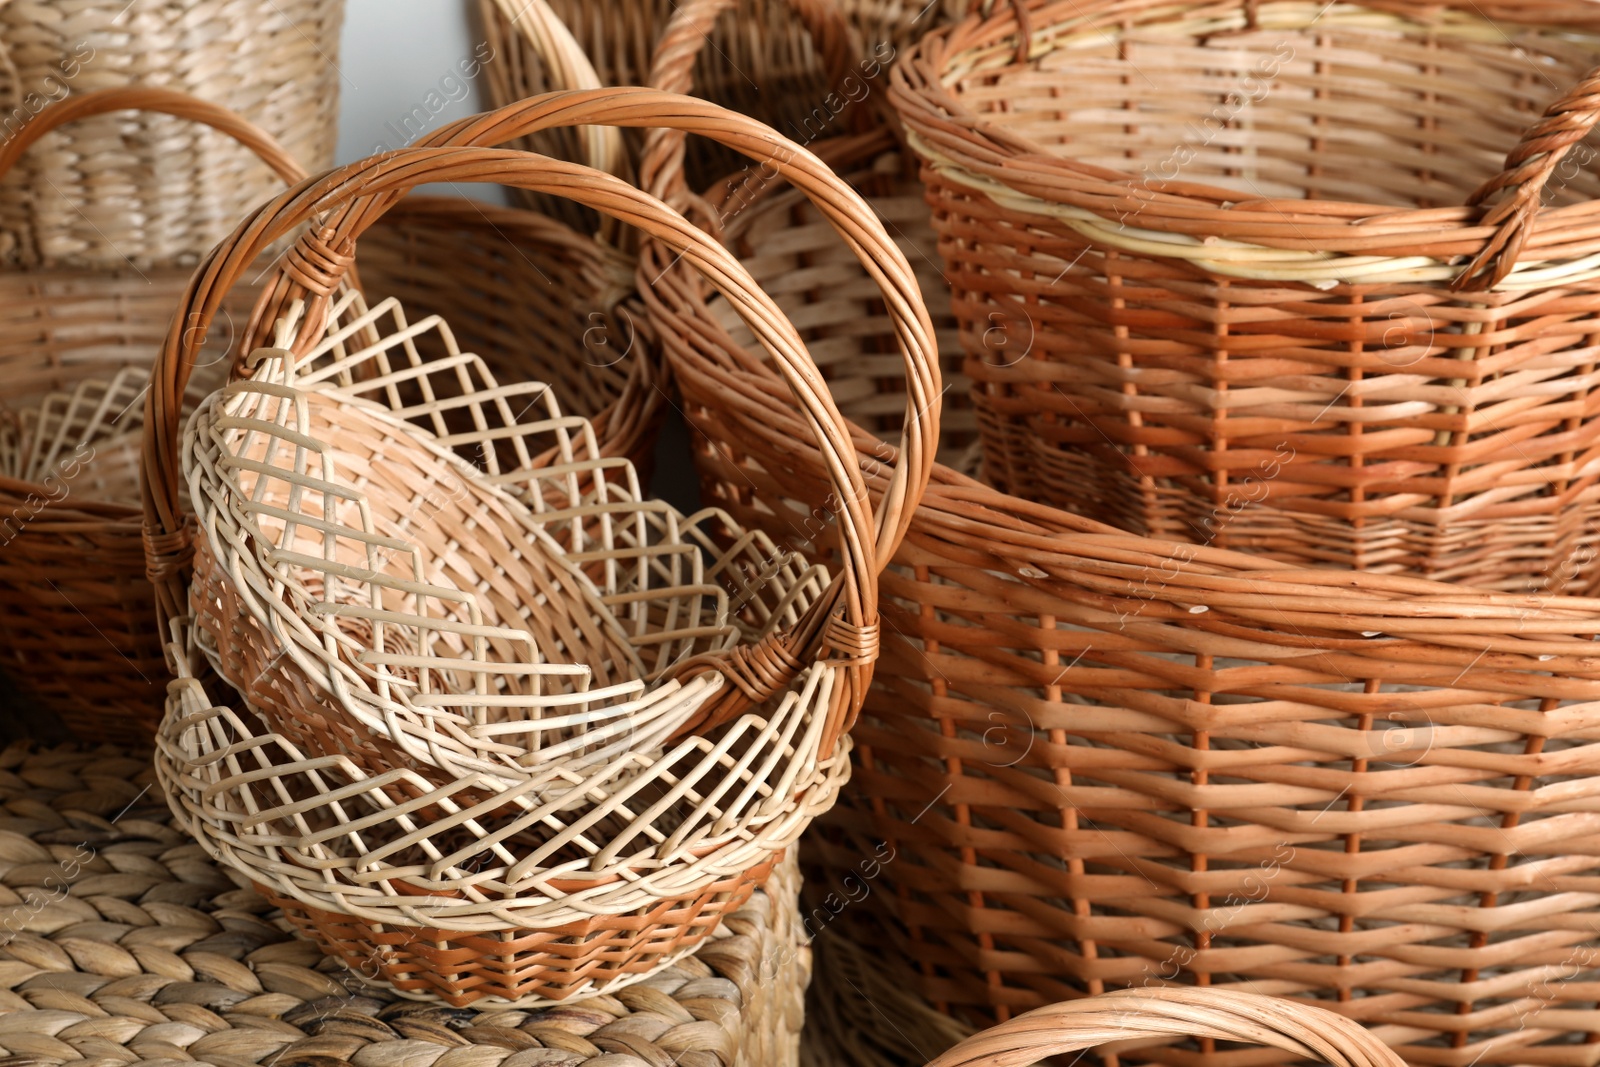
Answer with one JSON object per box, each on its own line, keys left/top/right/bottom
{"left": 0, "top": 743, "right": 809, "bottom": 1067}
{"left": 642, "top": 8, "right": 1600, "bottom": 1063}
{"left": 0, "top": 0, "right": 343, "bottom": 270}
{"left": 147, "top": 89, "right": 940, "bottom": 1008}
{"left": 892, "top": 0, "right": 1600, "bottom": 593}
{"left": 184, "top": 289, "right": 833, "bottom": 791}
{"left": 353, "top": 195, "right": 661, "bottom": 475}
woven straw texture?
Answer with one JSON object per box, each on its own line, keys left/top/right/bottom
{"left": 0, "top": 0, "right": 343, "bottom": 270}
{"left": 891, "top": 0, "right": 1600, "bottom": 593}
{"left": 641, "top": 11, "right": 1600, "bottom": 1065}
{"left": 0, "top": 742, "right": 807, "bottom": 1067}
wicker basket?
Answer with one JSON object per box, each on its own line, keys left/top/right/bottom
{"left": 891, "top": 0, "right": 1600, "bottom": 594}
{"left": 642, "top": 7, "right": 1600, "bottom": 1063}
{"left": 646, "top": 0, "right": 971, "bottom": 465}
{"left": 0, "top": 0, "right": 344, "bottom": 270}
{"left": 147, "top": 88, "right": 939, "bottom": 1008}
{"left": 0, "top": 742, "right": 809, "bottom": 1067}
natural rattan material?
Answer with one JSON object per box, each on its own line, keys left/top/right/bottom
{"left": 147, "top": 91, "right": 939, "bottom": 1009}
{"left": 643, "top": 23, "right": 1600, "bottom": 1067}
{"left": 354, "top": 195, "right": 662, "bottom": 474}
{"left": 892, "top": 0, "right": 1600, "bottom": 593}
{"left": 0, "top": 742, "right": 808, "bottom": 1067}
{"left": 0, "top": 0, "right": 343, "bottom": 270}
{"left": 143, "top": 89, "right": 941, "bottom": 758}
{"left": 185, "top": 292, "right": 829, "bottom": 789}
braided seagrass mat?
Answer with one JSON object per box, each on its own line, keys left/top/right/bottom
{"left": 0, "top": 742, "right": 808, "bottom": 1067}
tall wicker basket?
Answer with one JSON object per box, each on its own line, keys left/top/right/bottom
{"left": 891, "top": 0, "right": 1600, "bottom": 594}
{"left": 641, "top": 2, "right": 1600, "bottom": 1063}
{"left": 0, "top": 0, "right": 344, "bottom": 270}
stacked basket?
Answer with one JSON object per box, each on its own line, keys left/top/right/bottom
{"left": 149, "top": 88, "right": 940, "bottom": 1011}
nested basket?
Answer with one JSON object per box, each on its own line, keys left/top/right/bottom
{"left": 892, "top": 0, "right": 1600, "bottom": 593}
{"left": 150, "top": 88, "right": 940, "bottom": 1007}
{"left": 0, "top": 0, "right": 344, "bottom": 270}
{"left": 642, "top": 7, "right": 1600, "bottom": 1063}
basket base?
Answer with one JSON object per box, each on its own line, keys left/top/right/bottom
{"left": 256, "top": 853, "right": 780, "bottom": 1008}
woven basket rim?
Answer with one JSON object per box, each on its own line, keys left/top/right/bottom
{"left": 891, "top": 0, "right": 1600, "bottom": 287}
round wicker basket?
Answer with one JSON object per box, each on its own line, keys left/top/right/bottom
{"left": 890, "top": 0, "right": 1600, "bottom": 593}
{"left": 148, "top": 88, "right": 939, "bottom": 1009}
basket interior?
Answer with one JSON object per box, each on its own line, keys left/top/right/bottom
{"left": 949, "top": 3, "right": 1600, "bottom": 209}
{"left": 188, "top": 290, "right": 832, "bottom": 776}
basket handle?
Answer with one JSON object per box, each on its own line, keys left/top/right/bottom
{"left": 480, "top": 0, "right": 629, "bottom": 181}
{"left": 1456, "top": 67, "right": 1600, "bottom": 290}
{"left": 927, "top": 989, "right": 1408, "bottom": 1067}
{"left": 140, "top": 89, "right": 940, "bottom": 752}
{"left": 0, "top": 87, "right": 308, "bottom": 264}
{"left": 642, "top": 0, "right": 861, "bottom": 205}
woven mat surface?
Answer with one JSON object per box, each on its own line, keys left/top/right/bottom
{"left": 0, "top": 743, "right": 803, "bottom": 1067}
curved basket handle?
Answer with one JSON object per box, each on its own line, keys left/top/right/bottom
{"left": 928, "top": 989, "right": 1408, "bottom": 1067}
{"left": 0, "top": 87, "right": 308, "bottom": 264}
{"left": 481, "top": 0, "right": 629, "bottom": 181}
{"left": 643, "top": 0, "right": 860, "bottom": 207}
{"left": 140, "top": 88, "right": 940, "bottom": 753}
{"left": 1456, "top": 67, "right": 1600, "bottom": 291}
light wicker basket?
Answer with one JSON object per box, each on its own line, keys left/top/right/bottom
{"left": 890, "top": 0, "right": 1600, "bottom": 594}
{"left": 0, "top": 0, "right": 344, "bottom": 270}
{"left": 148, "top": 87, "right": 940, "bottom": 1008}
{"left": 641, "top": 4, "right": 1600, "bottom": 1062}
